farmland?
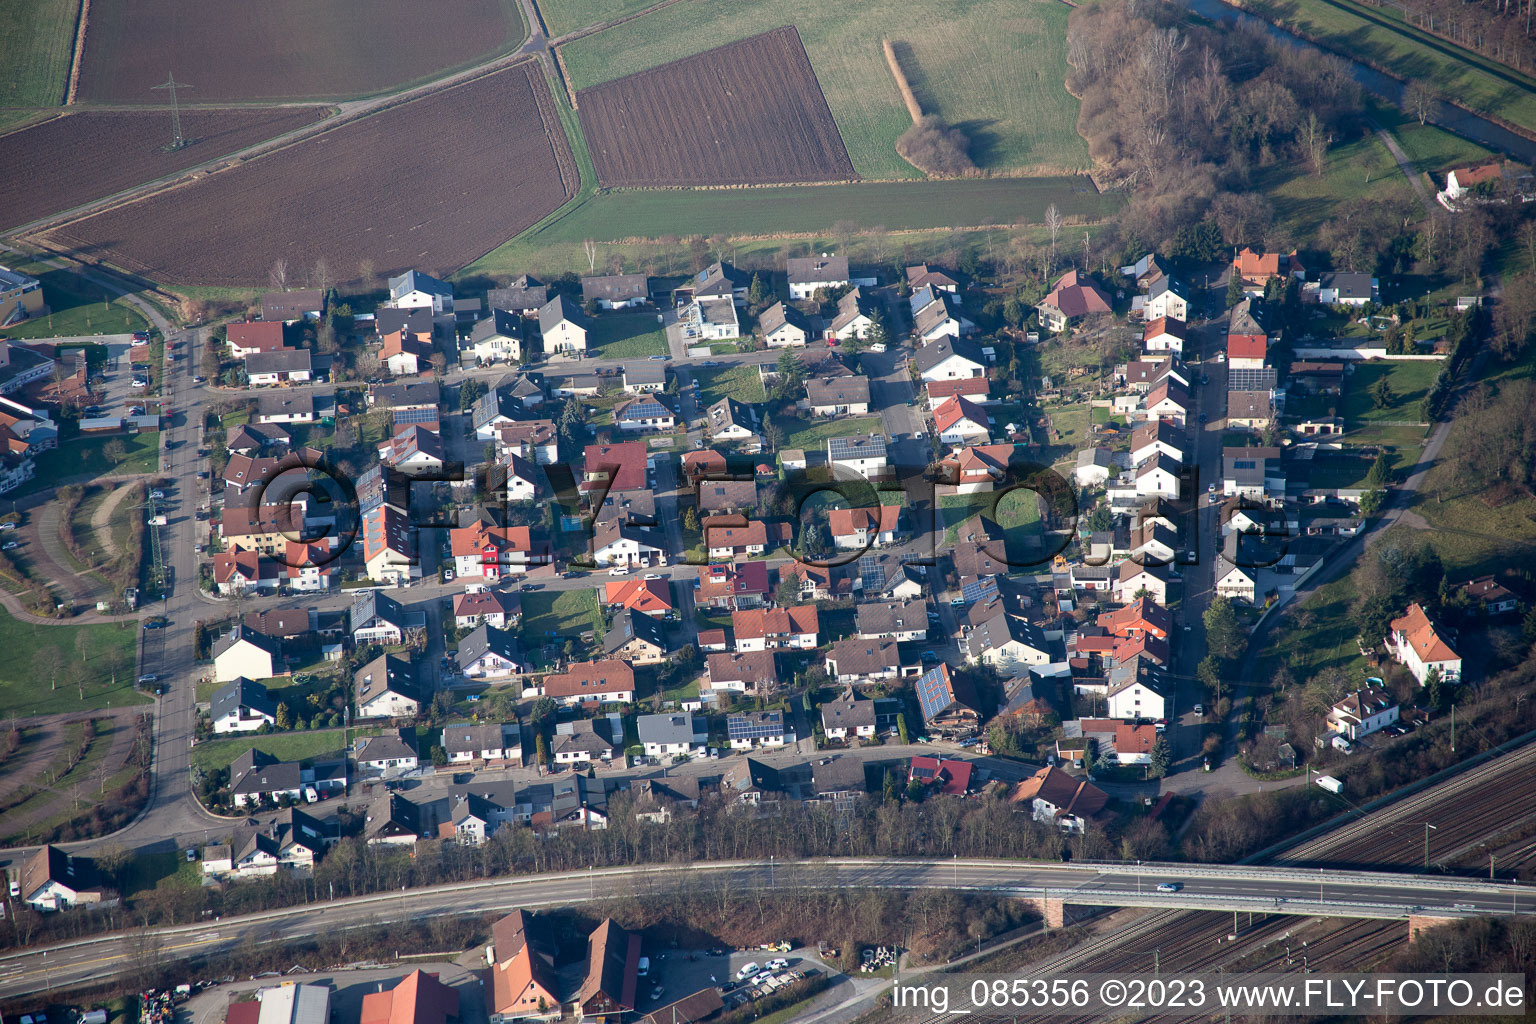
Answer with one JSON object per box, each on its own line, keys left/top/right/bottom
{"left": 0, "top": 107, "right": 331, "bottom": 232}
{"left": 578, "top": 27, "right": 854, "bottom": 187}
{"left": 76, "top": 0, "right": 525, "bottom": 103}
{"left": 42, "top": 62, "right": 576, "bottom": 288}
{"left": 0, "top": 0, "right": 79, "bottom": 107}
{"left": 559, "top": 0, "right": 1090, "bottom": 178}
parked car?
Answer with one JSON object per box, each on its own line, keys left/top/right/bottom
{"left": 735, "top": 963, "right": 760, "bottom": 981}
{"left": 0, "top": 541, "right": 15, "bottom": 551}
{"left": 1193, "top": 703, "right": 1204, "bottom": 716}
{"left": 765, "top": 958, "right": 789, "bottom": 971}
{"left": 608, "top": 567, "right": 630, "bottom": 576}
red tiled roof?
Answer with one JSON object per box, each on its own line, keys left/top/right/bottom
{"left": 1042, "top": 270, "right": 1112, "bottom": 318}
{"left": 582, "top": 441, "right": 648, "bottom": 492}
{"left": 731, "top": 605, "right": 819, "bottom": 640}
{"left": 604, "top": 578, "right": 674, "bottom": 613}
{"left": 827, "top": 504, "right": 900, "bottom": 538}
{"left": 543, "top": 661, "right": 636, "bottom": 699}
{"left": 227, "top": 321, "right": 287, "bottom": 353}
{"left": 934, "top": 395, "right": 989, "bottom": 433}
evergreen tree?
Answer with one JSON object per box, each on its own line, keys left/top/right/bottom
{"left": 1203, "top": 596, "right": 1245, "bottom": 662}
{"left": 1370, "top": 377, "right": 1394, "bottom": 410}
{"left": 276, "top": 702, "right": 291, "bottom": 730}
{"left": 1365, "top": 454, "right": 1392, "bottom": 488}
{"left": 1226, "top": 272, "right": 1245, "bottom": 308}
{"left": 1522, "top": 604, "right": 1536, "bottom": 644}
{"left": 536, "top": 733, "right": 550, "bottom": 766}
{"left": 749, "top": 272, "right": 770, "bottom": 307}
{"left": 682, "top": 505, "right": 700, "bottom": 533}
{"left": 775, "top": 571, "right": 801, "bottom": 608}
{"left": 897, "top": 712, "right": 910, "bottom": 744}
{"left": 1148, "top": 735, "right": 1170, "bottom": 778}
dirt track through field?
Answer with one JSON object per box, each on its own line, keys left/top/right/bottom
{"left": 65, "top": 0, "right": 90, "bottom": 104}
{"left": 90, "top": 483, "right": 134, "bottom": 561}
{"left": 0, "top": 710, "right": 138, "bottom": 843}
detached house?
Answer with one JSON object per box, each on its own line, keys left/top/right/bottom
{"left": 465, "top": 309, "right": 524, "bottom": 365}
{"left": 445, "top": 720, "right": 521, "bottom": 767}
{"left": 934, "top": 395, "right": 990, "bottom": 444}
{"left": 20, "top": 845, "right": 104, "bottom": 911}
{"left": 1142, "top": 274, "right": 1189, "bottom": 321}
{"left": 827, "top": 434, "right": 888, "bottom": 480}
{"left": 1143, "top": 316, "right": 1185, "bottom": 357}
{"left": 914, "top": 336, "right": 986, "bottom": 382}
{"left": 821, "top": 689, "right": 879, "bottom": 741}
{"left": 1329, "top": 686, "right": 1400, "bottom": 740}
{"left": 787, "top": 255, "right": 849, "bottom": 299}
{"left": 451, "top": 522, "right": 552, "bottom": 580}
{"left": 826, "top": 637, "right": 914, "bottom": 685}
{"left": 705, "top": 396, "right": 760, "bottom": 442}
{"left": 581, "top": 273, "right": 649, "bottom": 309}
{"left": 637, "top": 713, "right": 708, "bottom": 758}
{"left": 543, "top": 660, "right": 636, "bottom": 706}
{"left": 826, "top": 287, "right": 878, "bottom": 341}
{"left": 1317, "top": 272, "right": 1379, "bottom": 307}
{"left": 855, "top": 598, "right": 928, "bottom": 642}
{"left": 706, "top": 650, "right": 780, "bottom": 695}
{"left": 760, "top": 301, "right": 812, "bottom": 347}
{"left": 539, "top": 294, "right": 590, "bottom": 355}
{"left": 727, "top": 710, "right": 788, "bottom": 750}
{"left": 1388, "top": 603, "right": 1462, "bottom": 685}
{"left": 227, "top": 320, "right": 288, "bottom": 359}
{"left": 457, "top": 624, "right": 528, "bottom": 680}
{"left": 488, "top": 275, "right": 548, "bottom": 315}
{"left": 246, "top": 348, "right": 313, "bottom": 385}
{"left": 210, "top": 677, "right": 278, "bottom": 734}
{"left": 388, "top": 270, "right": 453, "bottom": 313}
{"left": 828, "top": 504, "right": 902, "bottom": 549}
{"left": 1038, "top": 269, "right": 1112, "bottom": 332}
{"left": 732, "top": 604, "right": 819, "bottom": 651}
{"left": 1012, "top": 766, "right": 1108, "bottom": 833}
{"left": 916, "top": 663, "right": 983, "bottom": 738}
{"left": 602, "top": 609, "right": 669, "bottom": 665}
{"left": 212, "top": 625, "right": 282, "bottom": 683}
{"left": 354, "top": 653, "right": 421, "bottom": 719}
{"left": 612, "top": 394, "right": 676, "bottom": 433}
{"left": 807, "top": 375, "right": 871, "bottom": 416}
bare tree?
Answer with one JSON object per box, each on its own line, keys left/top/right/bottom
{"left": 358, "top": 258, "right": 377, "bottom": 291}
{"left": 1407, "top": 80, "right": 1437, "bottom": 126}
{"left": 314, "top": 257, "right": 330, "bottom": 295}
{"left": 269, "top": 258, "right": 289, "bottom": 293}
{"left": 583, "top": 238, "right": 598, "bottom": 272}
{"left": 1301, "top": 112, "right": 1332, "bottom": 176}
{"left": 1044, "top": 204, "right": 1063, "bottom": 275}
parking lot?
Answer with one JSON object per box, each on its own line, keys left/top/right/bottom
{"left": 636, "top": 945, "right": 836, "bottom": 1015}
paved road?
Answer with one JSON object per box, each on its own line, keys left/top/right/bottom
{"left": 0, "top": 857, "right": 1523, "bottom": 997}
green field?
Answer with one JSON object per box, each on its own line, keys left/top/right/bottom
{"left": 695, "top": 364, "right": 767, "bottom": 406}
{"left": 538, "top": 0, "right": 653, "bottom": 37}
{"left": 30, "top": 430, "right": 160, "bottom": 486}
{"left": 782, "top": 414, "right": 884, "bottom": 450}
{"left": 190, "top": 728, "right": 356, "bottom": 774}
{"left": 0, "top": 0, "right": 78, "bottom": 108}
{"left": 468, "top": 179, "right": 1111, "bottom": 279}
{"left": 0, "top": 261, "right": 151, "bottom": 340}
{"left": 0, "top": 609, "right": 146, "bottom": 717}
{"left": 1239, "top": 0, "right": 1536, "bottom": 133}
{"left": 587, "top": 312, "right": 668, "bottom": 358}
{"left": 1340, "top": 359, "right": 1439, "bottom": 435}
{"left": 1255, "top": 124, "right": 1413, "bottom": 242}
{"left": 558, "top": 0, "right": 1089, "bottom": 178}
{"left": 521, "top": 588, "right": 603, "bottom": 645}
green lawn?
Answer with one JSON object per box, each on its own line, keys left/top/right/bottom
{"left": 939, "top": 489, "right": 1043, "bottom": 558}
{"left": 782, "top": 414, "right": 884, "bottom": 450}
{"left": 190, "top": 727, "right": 357, "bottom": 774}
{"left": 587, "top": 313, "right": 668, "bottom": 358}
{"left": 119, "top": 851, "right": 203, "bottom": 900}
{"left": 0, "top": 609, "right": 147, "bottom": 717}
{"left": 1340, "top": 360, "right": 1439, "bottom": 435}
{"left": 30, "top": 430, "right": 160, "bottom": 486}
{"left": 1252, "top": 121, "right": 1412, "bottom": 242}
{"left": 1045, "top": 403, "right": 1090, "bottom": 448}
{"left": 1252, "top": 575, "right": 1370, "bottom": 691}
{"left": 0, "top": 0, "right": 78, "bottom": 107}
{"left": 695, "top": 364, "right": 767, "bottom": 406}
{"left": 559, "top": 0, "right": 1089, "bottom": 177}
{"left": 1300, "top": 452, "right": 1378, "bottom": 490}
{"left": 0, "top": 261, "right": 151, "bottom": 340}
{"left": 521, "top": 588, "right": 603, "bottom": 646}
{"left": 1241, "top": 0, "right": 1536, "bottom": 133}
{"left": 468, "top": 179, "right": 1113, "bottom": 279}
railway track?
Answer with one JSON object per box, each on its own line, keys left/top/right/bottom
{"left": 899, "top": 740, "right": 1536, "bottom": 1024}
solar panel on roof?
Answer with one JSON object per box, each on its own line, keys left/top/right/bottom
{"left": 857, "top": 555, "right": 885, "bottom": 590}
{"left": 961, "top": 576, "right": 999, "bottom": 605}
{"left": 393, "top": 406, "right": 440, "bottom": 426}
{"left": 727, "top": 714, "right": 783, "bottom": 740}
{"left": 915, "top": 666, "right": 954, "bottom": 719}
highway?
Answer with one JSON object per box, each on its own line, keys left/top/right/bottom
{"left": 0, "top": 856, "right": 1527, "bottom": 997}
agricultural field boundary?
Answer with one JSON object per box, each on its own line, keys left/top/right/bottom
{"left": 65, "top": 0, "right": 89, "bottom": 104}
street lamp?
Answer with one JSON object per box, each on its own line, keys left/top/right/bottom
{"left": 1423, "top": 823, "right": 1438, "bottom": 870}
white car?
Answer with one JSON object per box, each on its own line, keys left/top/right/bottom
{"left": 735, "top": 963, "right": 760, "bottom": 981}
{"left": 608, "top": 567, "right": 630, "bottom": 576}
{"left": 765, "top": 958, "right": 789, "bottom": 971}
{"left": 643, "top": 573, "right": 663, "bottom": 579}
{"left": 1156, "top": 882, "right": 1182, "bottom": 893}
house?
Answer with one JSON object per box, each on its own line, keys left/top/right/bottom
{"left": 212, "top": 625, "right": 282, "bottom": 683}
{"left": 552, "top": 715, "right": 622, "bottom": 765}
{"left": 538, "top": 294, "right": 590, "bottom": 355}
{"left": 732, "top": 605, "right": 819, "bottom": 651}
{"left": 1329, "top": 687, "right": 1400, "bottom": 740}
{"left": 283, "top": 540, "right": 336, "bottom": 591}
{"left": 362, "top": 504, "right": 419, "bottom": 585}
{"left": 351, "top": 590, "right": 420, "bottom": 645}
{"left": 1232, "top": 248, "right": 1304, "bottom": 292}
{"left": 1215, "top": 535, "right": 1261, "bottom": 603}
{"left": 227, "top": 320, "right": 288, "bottom": 359}
{"left": 488, "top": 275, "right": 549, "bottom": 316}
{"left": 378, "top": 424, "right": 445, "bottom": 476}
{"left": 787, "top": 255, "right": 849, "bottom": 299}
{"left": 1130, "top": 421, "right": 1184, "bottom": 467}
{"left": 612, "top": 394, "right": 676, "bottom": 433}
{"left": 581, "top": 440, "right": 648, "bottom": 494}
{"left": 696, "top": 560, "right": 772, "bottom": 609}
{"left": 246, "top": 348, "right": 313, "bottom": 385}
{"left": 828, "top": 504, "right": 901, "bottom": 549}
{"left": 909, "top": 756, "right": 973, "bottom": 796}
{"left": 911, "top": 287, "right": 974, "bottom": 341}
{"left": 210, "top": 677, "right": 278, "bottom": 734}
{"left": 1075, "top": 447, "right": 1116, "bottom": 488}
{"left": 466, "top": 309, "right": 524, "bottom": 365}
{"left": 961, "top": 600, "right": 1052, "bottom": 672}
{"left": 1388, "top": 603, "right": 1463, "bottom": 685}
{"left": 354, "top": 653, "right": 421, "bottom": 719}
{"left": 573, "top": 919, "right": 641, "bottom": 1022}
{"left": 637, "top": 713, "right": 708, "bottom": 758}
{"left": 1116, "top": 557, "right": 1171, "bottom": 605}
{"left": 1289, "top": 361, "right": 1344, "bottom": 395}
{"left": 934, "top": 395, "right": 990, "bottom": 444}
{"left": 686, "top": 296, "right": 741, "bottom": 340}
{"left": 1458, "top": 575, "right": 1520, "bottom": 616}
{"left": 487, "top": 912, "right": 563, "bottom": 1022}
{"left": 380, "top": 323, "right": 435, "bottom": 376}
{"left": 760, "top": 301, "right": 812, "bottom": 347}
{"left": 451, "top": 522, "right": 552, "bottom": 579}
{"left": 360, "top": 970, "right": 459, "bottom": 1024}
{"left": 389, "top": 270, "right": 454, "bottom": 313}
{"left": 916, "top": 664, "right": 983, "bottom": 738}
{"left": 444, "top": 721, "right": 521, "bottom": 766}
{"left": 262, "top": 289, "right": 325, "bottom": 323}
{"left": 1227, "top": 299, "right": 1269, "bottom": 367}
{"left": 472, "top": 381, "right": 543, "bottom": 439}
{"left": 820, "top": 689, "right": 879, "bottom": 741}
{"left": 1038, "top": 270, "right": 1113, "bottom": 332}
{"left": 1110, "top": 722, "right": 1159, "bottom": 765}
{"left": 1143, "top": 274, "right": 1190, "bottom": 321}
{"left": 689, "top": 260, "right": 750, "bottom": 303}
{"left": 706, "top": 650, "right": 779, "bottom": 694}
{"left": 913, "top": 336, "right": 987, "bottom": 382}
{"left": 603, "top": 609, "right": 669, "bottom": 664}
{"left": 603, "top": 578, "right": 672, "bottom": 617}
{"left": 1317, "top": 272, "right": 1379, "bottom": 307}
{"left": 617, "top": 363, "right": 667, "bottom": 397}
{"left": 704, "top": 396, "right": 760, "bottom": 443}
{"left": 727, "top": 710, "right": 788, "bottom": 750}
{"left": 240, "top": 608, "right": 321, "bottom": 643}
{"left": 457, "top": 625, "right": 528, "bottom": 680}
{"left": 1227, "top": 389, "right": 1276, "bottom": 429}
{"left": 211, "top": 550, "right": 280, "bottom": 594}
{"left": 1106, "top": 656, "right": 1169, "bottom": 720}
{"left": 827, "top": 287, "right": 877, "bottom": 341}
{"left": 1096, "top": 597, "right": 1171, "bottom": 639}
{"left": 1143, "top": 316, "right": 1186, "bottom": 357}
{"left": 1143, "top": 377, "right": 1188, "bottom": 426}
{"left": 355, "top": 729, "right": 420, "bottom": 775}
{"left": 825, "top": 637, "right": 911, "bottom": 685}
{"left": 543, "top": 660, "right": 636, "bottom": 706}
{"left": 225, "top": 421, "right": 290, "bottom": 455}
{"left": 581, "top": 273, "right": 649, "bottom": 309}
{"left": 1119, "top": 253, "right": 1168, "bottom": 288}
{"left": 855, "top": 598, "right": 928, "bottom": 642}
{"left": 1440, "top": 163, "right": 1504, "bottom": 207}
{"left": 493, "top": 418, "right": 558, "bottom": 465}
{"left": 229, "top": 748, "right": 303, "bottom": 808}
{"left": 1135, "top": 454, "right": 1182, "bottom": 499}
{"left": 592, "top": 519, "right": 667, "bottom": 568}
{"left": 1222, "top": 446, "right": 1283, "bottom": 499}
{"left": 1011, "top": 766, "right": 1108, "bottom": 832}
{"left": 924, "top": 376, "right": 990, "bottom": 411}
{"left": 826, "top": 434, "right": 888, "bottom": 480}
{"left": 806, "top": 375, "right": 871, "bottom": 416}
{"left": 702, "top": 516, "right": 768, "bottom": 559}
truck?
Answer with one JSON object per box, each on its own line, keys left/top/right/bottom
{"left": 1314, "top": 775, "right": 1344, "bottom": 795}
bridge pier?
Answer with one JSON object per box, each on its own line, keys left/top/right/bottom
{"left": 1408, "top": 914, "right": 1458, "bottom": 941}
{"left": 1023, "top": 897, "right": 1067, "bottom": 929}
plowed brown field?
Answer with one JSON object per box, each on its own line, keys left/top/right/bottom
{"left": 42, "top": 62, "right": 576, "bottom": 288}
{"left": 76, "top": 0, "right": 524, "bottom": 103}
{"left": 576, "top": 26, "right": 855, "bottom": 187}
{"left": 0, "top": 107, "right": 331, "bottom": 232}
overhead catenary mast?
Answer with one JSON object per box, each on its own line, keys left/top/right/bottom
{"left": 151, "top": 73, "right": 193, "bottom": 150}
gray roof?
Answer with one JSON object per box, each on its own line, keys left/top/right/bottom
{"left": 212, "top": 624, "right": 282, "bottom": 661}
{"left": 470, "top": 309, "right": 524, "bottom": 346}
{"left": 230, "top": 749, "right": 301, "bottom": 796}
{"left": 623, "top": 362, "right": 667, "bottom": 386}
{"left": 693, "top": 261, "right": 749, "bottom": 297}
{"left": 806, "top": 375, "right": 870, "bottom": 407}
{"left": 389, "top": 270, "right": 452, "bottom": 301}
{"left": 1321, "top": 272, "right": 1376, "bottom": 299}
{"left": 539, "top": 293, "right": 589, "bottom": 334}
{"left": 1228, "top": 297, "right": 1266, "bottom": 337}
{"left": 1147, "top": 274, "right": 1187, "bottom": 299}
{"left": 914, "top": 292, "right": 964, "bottom": 337}
{"left": 855, "top": 598, "right": 928, "bottom": 637}
{"left": 551, "top": 717, "right": 619, "bottom": 757}
{"left": 827, "top": 287, "right": 874, "bottom": 333}
{"left": 705, "top": 396, "right": 756, "bottom": 434}
{"left": 697, "top": 477, "right": 758, "bottom": 511}
{"left": 256, "top": 391, "right": 315, "bottom": 418}
{"left": 759, "top": 301, "right": 811, "bottom": 336}
{"left": 369, "top": 380, "right": 440, "bottom": 409}
{"left": 353, "top": 652, "right": 420, "bottom": 707}
{"left": 820, "top": 691, "right": 876, "bottom": 731}
{"left": 355, "top": 728, "right": 418, "bottom": 763}
{"left": 603, "top": 608, "right": 668, "bottom": 655}
{"left": 811, "top": 756, "right": 868, "bottom": 796}
{"left": 443, "top": 720, "right": 512, "bottom": 755}
{"left": 488, "top": 275, "right": 547, "bottom": 311}
{"left": 826, "top": 434, "right": 886, "bottom": 462}
{"left": 581, "top": 273, "right": 648, "bottom": 303}
{"left": 376, "top": 306, "right": 435, "bottom": 338}
{"left": 261, "top": 289, "right": 325, "bottom": 320}
{"left": 351, "top": 590, "right": 410, "bottom": 633}
{"left": 457, "top": 623, "right": 524, "bottom": 672}
{"left": 786, "top": 255, "right": 849, "bottom": 285}
{"left": 210, "top": 677, "right": 276, "bottom": 724}
{"left": 614, "top": 394, "right": 675, "bottom": 422}
{"left": 913, "top": 335, "right": 985, "bottom": 373}
{"left": 635, "top": 713, "right": 704, "bottom": 747}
